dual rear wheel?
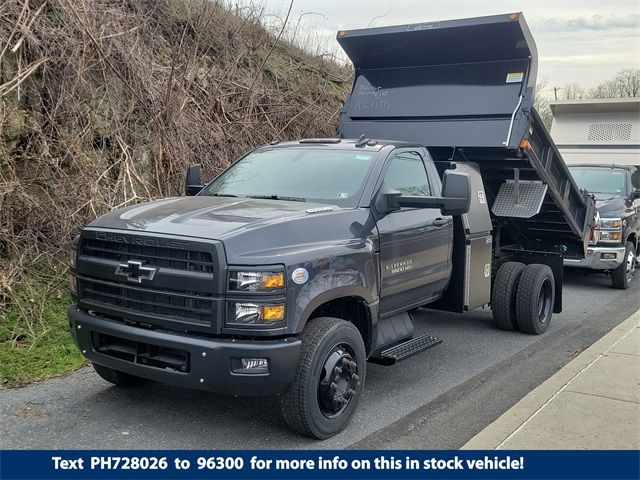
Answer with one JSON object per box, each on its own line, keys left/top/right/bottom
{"left": 492, "top": 262, "right": 555, "bottom": 334}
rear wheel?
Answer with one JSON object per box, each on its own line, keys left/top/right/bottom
{"left": 281, "top": 317, "right": 365, "bottom": 439}
{"left": 611, "top": 241, "right": 636, "bottom": 290}
{"left": 492, "top": 262, "right": 526, "bottom": 331}
{"left": 515, "top": 264, "right": 555, "bottom": 335}
{"left": 92, "top": 363, "right": 149, "bottom": 387}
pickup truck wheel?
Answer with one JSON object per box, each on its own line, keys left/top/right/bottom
{"left": 515, "top": 264, "right": 554, "bottom": 335}
{"left": 281, "top": 317, "right": 365, "bottom": 439}
{"left": 611, "top": 241, "right": 636, "bottom": 290}
{"left": 92, "top": 363, "right": 149, "bottom": 387}
{"left": 492, "top": 262, "right": 526, "bottom": 331}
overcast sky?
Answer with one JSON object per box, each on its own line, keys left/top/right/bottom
{"left": 256, "top": 0, "right": 639, "bottom": 96}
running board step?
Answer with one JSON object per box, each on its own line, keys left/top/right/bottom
{"left": 369, "top": 334, "right": 442, "bottom": 366}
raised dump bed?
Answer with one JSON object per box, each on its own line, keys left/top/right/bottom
{"left": 336, "top": 13, "right": 595, "bottom": 259}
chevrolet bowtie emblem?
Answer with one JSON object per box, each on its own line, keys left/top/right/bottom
{"left": 115, "top": 260, "right": 158, "bottom": 283}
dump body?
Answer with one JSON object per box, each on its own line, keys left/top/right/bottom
{"left": 337, "top": 13, "right": 594, "bottom": 258}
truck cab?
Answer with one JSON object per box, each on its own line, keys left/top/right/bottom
{"left": 550, "top": 99, "right": 640, "bottom": 288}
{"left": 70, "top": 139, "right": 471, "bottom": 438}
{"left": 564, "top": 164, "right": 640, "bottom": 288}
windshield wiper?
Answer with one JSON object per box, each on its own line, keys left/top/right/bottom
{"left": 246, "top": 195, "right": 306, "bottom": 202}
{"left": 211, "top": 193, "right": 239, "bottom": 198}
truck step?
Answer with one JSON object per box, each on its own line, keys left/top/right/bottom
{"left": 369, "top": 334, "right": 442, "bottom": 366}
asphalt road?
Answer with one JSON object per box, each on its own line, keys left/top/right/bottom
{"left": 1, "top": 269, "right": 638, "bottom": 450}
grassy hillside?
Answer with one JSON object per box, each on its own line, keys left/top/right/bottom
{"left": 0, "top": 0, "right": 350, "bottom": 385}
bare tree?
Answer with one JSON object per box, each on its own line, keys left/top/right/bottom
{"left": 590, "top": 69, "right": 640, "bottom": 98}
{"left": 561, "top": 82, "right": 585, "bottom": 100}
{"left": 534, "top": 77, "right": 553, "bottom": 129}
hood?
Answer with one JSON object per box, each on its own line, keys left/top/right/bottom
{"left": 595, "top": 196, "right": 627, "bottom": 217}
{"left": 89, "top": 196, "right": 343, "bottom": 240}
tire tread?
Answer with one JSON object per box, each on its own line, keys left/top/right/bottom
{"left": 280, "top": 317, "right": 364, "bottom": 438}
{"left": 492, "top": 262, "right": 526, "bottom": 331}
{"left": 515, "top": 264, "right": 554, "bottom": 335}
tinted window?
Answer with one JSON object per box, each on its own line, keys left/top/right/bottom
{"left": 384, "top": 152, "right": 430, "bottom": 197}
{"left": 202, "top": 148, "right": 377, "bottom": 207}
{"left": 569, "top": 167, "right": 627, "bottom": 199}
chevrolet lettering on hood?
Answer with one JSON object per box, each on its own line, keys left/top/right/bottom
{"left": 95, "top": 231, "right": 190, "bottom": 250}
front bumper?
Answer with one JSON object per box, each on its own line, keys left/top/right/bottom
{"left": 68, "top": 305, "right": 301, "bottom": 396}
{"left": 564, "top": 245, "right": 626, "bottom": 270}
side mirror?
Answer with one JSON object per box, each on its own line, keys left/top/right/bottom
{"left": 391, "top": 170, "right": 471, "bottom": 215}
{"left": 440, "top": 170, "right": 472, "bottom": 215}
{"left": 185, "top": 164, "right": 204, "bottom": 196}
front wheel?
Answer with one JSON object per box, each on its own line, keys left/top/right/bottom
{"left": 611, "top": 241, "right": 636, "bottom": 290}
{"left": 281, "top": 317, "right": 366, "bottom": 439}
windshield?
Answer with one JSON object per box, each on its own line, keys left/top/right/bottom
{"left": 568, "top": 167, "right": 627, "bottom": 199}
{"left": 201, "top": 148, "right": 377, "bottom": 207}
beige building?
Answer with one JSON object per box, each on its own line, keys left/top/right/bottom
{"left": 549, "top": 98, "right": 639, "bottom": 166}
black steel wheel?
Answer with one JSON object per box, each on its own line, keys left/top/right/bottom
{"left": 515, "top": 264, "right": 555, "bottom": 335}
{"left": 92, "top": 363, "right": 149, "bottom": 387}
{"left": 317, "top": 343, "right": 360, "bottom": 418}
{"left": 281, "top": 317, "right": 365, "bottom": 439}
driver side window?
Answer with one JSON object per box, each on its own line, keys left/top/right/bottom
{"left": 384, "top": 152, "right": 431, "bottom": 197}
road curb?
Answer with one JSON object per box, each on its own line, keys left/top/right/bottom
{"left": 462, "top": 308, "right": 640, "bottom": 450}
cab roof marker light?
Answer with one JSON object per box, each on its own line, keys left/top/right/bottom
{"left": 299, "top": 138, "right": 341, "bottom": 144}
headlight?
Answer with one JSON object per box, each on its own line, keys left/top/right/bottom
{"left": 228, "top": 302, "right": 285, "bottom": 327}
{"left": 599, "top": 231, "right": 622, "bottom": 242}
{"left": 229, "top": 271, "right": 284, "bottom": 292}
{"left": 600, "top": 218, "right": 622, "bottom": 230}
{"left": 598, "top": 218, "right": 622, "bottom": 243}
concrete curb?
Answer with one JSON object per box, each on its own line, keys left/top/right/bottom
{"left": 462, "top": 309, "right": 640, "bottom": 450}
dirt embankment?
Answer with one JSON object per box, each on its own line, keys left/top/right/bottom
{"left": 0, "top": 0, "right": 350, "bottom": 322}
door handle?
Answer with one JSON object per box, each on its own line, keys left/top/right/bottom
{"left": 432, "top": 218, "right": 449, "bottom": 227}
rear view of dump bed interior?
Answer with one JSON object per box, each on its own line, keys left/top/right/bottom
{"left": 336, "top": 13, "right": 595, "bottom": 260}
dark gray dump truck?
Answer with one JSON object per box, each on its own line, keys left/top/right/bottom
{"left": 69, "top": 13, "right": 594, "bottom": 439}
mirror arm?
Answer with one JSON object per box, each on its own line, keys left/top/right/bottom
{"left": 396, "top": 196, "right": 443, "bottom": 209}
{"left": 396, "top": 196, "right": 468, "bottom": 209}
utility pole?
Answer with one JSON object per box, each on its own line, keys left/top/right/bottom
{"left": 553, "top": 86, "right": 561, "bottom": 100}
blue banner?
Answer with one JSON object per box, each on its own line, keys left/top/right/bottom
{"left": 0, "top": 450, "right": 638, "bottom": 479}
